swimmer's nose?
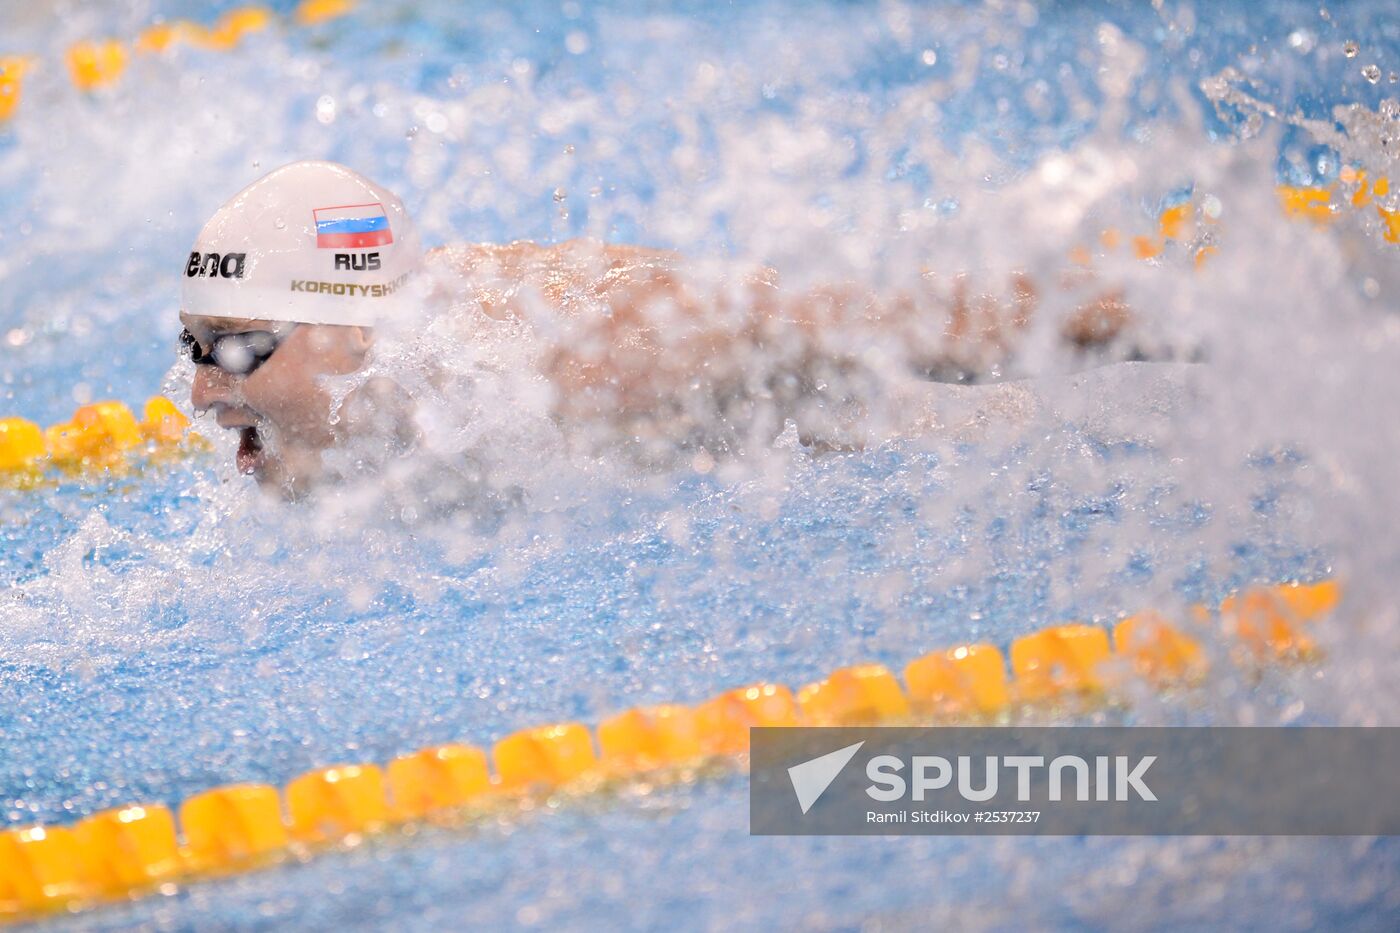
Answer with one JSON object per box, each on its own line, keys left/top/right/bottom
{"left": 191, "top": 364, "right": 240, "bottom": 414}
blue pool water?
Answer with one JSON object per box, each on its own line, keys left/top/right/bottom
{"left": 3, "top": 1, "right": 1400, "bottom": 929}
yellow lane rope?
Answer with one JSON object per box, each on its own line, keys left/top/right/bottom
{"left": 0, "top": 174, "right": 1389, "bottom": 482}
{"left": 1065, "top": 171, "right": 1399, "bottom": 275}
{"left": 0, "top": 578, "right": 1341, "bottom": 922}
{"left": 0, "top": 2, "right": 353, "bottom": 108}
{"left": 1, "top": 163, "right": 1393, "bottom": 482}
{"left": 1, "top": 3, "right": 1399, "bottom": 254}
{"left": 0, "top": 398, "right": 202, "bottom": 485}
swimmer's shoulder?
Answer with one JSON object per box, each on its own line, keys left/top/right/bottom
{"left": 426, "top": 241, "right": 544, "bottom": 277}
{"left": 425, "top": 238, "right": 777, "bottom": 301}
{"left": 426, "top": 238, "right": 613, "bottom": 268}
{"left": 426, "top": 238, "right": 690, "bottom": 284}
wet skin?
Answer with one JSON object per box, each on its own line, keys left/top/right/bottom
{"left": 181, "top": 314, "right": 373, "bottom": 496}
{"left": 181, "top": 240, "right": 1131, "bottom": 493}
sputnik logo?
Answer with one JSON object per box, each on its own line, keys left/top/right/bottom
{"left": 788, "top": 741, "right": 864, "bottom": 814}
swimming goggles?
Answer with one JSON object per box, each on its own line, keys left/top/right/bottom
{"left": 180, "top": 326, "right": 293, "bottom": 376}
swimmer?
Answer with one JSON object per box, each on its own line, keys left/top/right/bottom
{"left": 181, "top": 161, "right": 1130, "bottom": 496}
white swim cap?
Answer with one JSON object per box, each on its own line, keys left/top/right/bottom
{"left": 181, "top": 160, "right": 421, "bottom": 327}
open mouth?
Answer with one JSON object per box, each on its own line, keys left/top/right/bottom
{"left": 236, "top": 426, "right": 266, "bottom": 475}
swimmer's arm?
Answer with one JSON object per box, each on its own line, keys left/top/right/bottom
{"left": 427, "top": 239, "right": 693, "bottom": 317}
{"left": 751, "top": 269, "right": 1130, "bottom": 380}
{"left": 432, "top": 239, "right": 1129, "bottom": 351}
{"left": 429, "top": 239, "right": 1131, "bottom": 438}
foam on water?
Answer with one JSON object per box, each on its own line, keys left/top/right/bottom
{"left": 2, "top": 0, "right": 1399, "bottom": 927}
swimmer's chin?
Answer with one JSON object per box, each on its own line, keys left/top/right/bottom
{"left": 238, "top": 451, "right": 322, "bottom": 501}
{"left": 250, "top": 467, "right": 317, "bottom": 502}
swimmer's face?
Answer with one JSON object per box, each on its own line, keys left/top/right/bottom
{"left": 181, "top": 314, "right": 372, "bottom": 496}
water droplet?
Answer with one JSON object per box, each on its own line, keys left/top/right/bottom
{"left": 553, "top": 187, "right": 567, "bottom": 202}
{"left": 1343, "top": 40, "right": 1358, "bottom": 58}
{"left": 921, "top": 49, "right": 937, "bottom": 66}
{"left": 1287, "top": 30, "right": 1315, "bottom": 54}
{"left": 273, "top": 217, "right": 286, "bottom": 230}
{"left": 1361, "top": 64, "right": 1381, "bottom": 84}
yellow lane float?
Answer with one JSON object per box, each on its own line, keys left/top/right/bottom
{"left": 386, "top": 745, "right": 493, "bottom": 820}
{"left": 1010, "top": 623, "right": 1112, "bottom": 702}
{"left": 0, "top": 825, "right": 93, "bottom": 915}
{"left": 0, "top": 417, "right": 44, "bottom": 470}
{"left": 1220, "top": 586, "right": 1319, "bottom": 660}
{"left": 903, "top": 643, "right": 1010, "bottom": 715}
{"left": 295, "top": 0, "right": 357, "bottom": 27}
{"left": 1, "top": 3, "right": 354, "bottom": 119}
{"left": 797, "top": 663, "right": 911, "bottom": 725}
{"left": 599, "top": 705, "right": 705, "bottom": 772}
{"left": 72, "top": 805, "right": 183, "bottom": 895}
{"left": 0, "top": 578, "right": 1345, "bottom": 921}
{"left": 1112, "top": 612, "right": 1207, "bottom": 684}
{"left": 0, "top": 56, "right": 33, "bottom": 123}
{"left": 286, "top": 764, "right": 391, "bottom": 843}
{"left": 179, "top": 784, "right": 289, "bottom": 872}
{"left": 0, "top": 397, "right": 195, "bottom": 478}
{"left": 493, "top": 723, "right": 598, "bottom": 791}
{"left": 694, "top": 683, "right": 799, "bottom": 754}
{"left": 65, "top": 40, "right": 127, "bottom": 91}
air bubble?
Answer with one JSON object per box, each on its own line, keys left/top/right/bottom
{"left": 1361, "top": 64, "right": 1381, "bottom": 84}
{"left": 1343, "top": 41, "right": 1358, "bottom": 58}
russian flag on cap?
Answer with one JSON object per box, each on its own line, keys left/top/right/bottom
{"left": 313, "top": 202, "right": 394, "bottom": 249}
